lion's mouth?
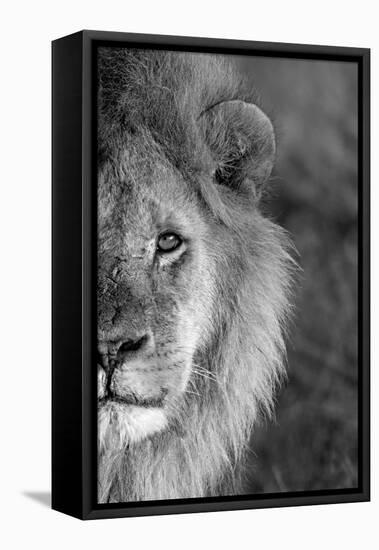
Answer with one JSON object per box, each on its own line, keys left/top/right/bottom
{"left": 97, "top": 357, "right": 170, "bottom": 409}
{"left": 98, "top": 396, "right": 169, "bottom": 450}
{"left": 98, "top": 393, "right": 166, "bottom": 409}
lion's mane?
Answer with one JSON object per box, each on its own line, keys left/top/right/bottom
{"left": 98, "top": 48, "right": 295, "bottom": 503}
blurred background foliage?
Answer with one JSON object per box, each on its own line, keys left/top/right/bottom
{"left": 237, "top": 56, "right": 358, "bottom": 492}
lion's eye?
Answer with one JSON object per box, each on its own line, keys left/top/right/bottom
{"left": 157, "top": 233, "right": 182, "bottom": 253}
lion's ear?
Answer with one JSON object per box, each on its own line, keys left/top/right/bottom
{"left": 200, "top": 100, "right": 275, "bottom": 197}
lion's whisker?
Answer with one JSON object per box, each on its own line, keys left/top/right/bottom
{"left": 192, "top": 364, "right": 218, "bottom": 382}
{"left": 184, "top": 389, "right": 201, "bottom": 398}
{"left": 192, "top": 368, "right": 218, "bottom": 383}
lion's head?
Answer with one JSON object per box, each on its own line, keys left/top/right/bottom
{"left": 97, "top": 140, "right": 218, "bottom": 449}
{"left": 97, "top": 49, "right": 294, "bottom": 502}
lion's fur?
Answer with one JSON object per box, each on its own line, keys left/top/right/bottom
{"left": 97, "top": 48, "right": 295, "bottom": 503}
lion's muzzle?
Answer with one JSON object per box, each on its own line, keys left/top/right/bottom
{"left": 97, "top": 330, "right": 170, "bottom": 407}
{"left": 97, "top": 328, "right": 175, "bottom": 449}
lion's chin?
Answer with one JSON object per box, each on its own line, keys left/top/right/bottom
{"left": 98, "top": 400, "right": 168, "bottom": 453}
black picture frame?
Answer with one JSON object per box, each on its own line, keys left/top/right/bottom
{"left": 52, "top": 30, "right": 370, "bottom": 520}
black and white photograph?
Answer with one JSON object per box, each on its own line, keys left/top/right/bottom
{"left": 95, "top": 44, "right": 364, "bottom": 504}
{"left": 2, "top": 0, "right": 377, "bottom": 544}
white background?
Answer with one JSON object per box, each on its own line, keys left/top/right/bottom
{"left": 0, "top": 1, "right": 377, "bottom": 548}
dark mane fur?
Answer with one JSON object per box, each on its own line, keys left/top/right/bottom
{"left": 98, "top": 49, "right": 257, "bottom": 169}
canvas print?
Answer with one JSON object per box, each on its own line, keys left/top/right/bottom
{"left": 96, "top": 47, "right": 358, "bottom": 504}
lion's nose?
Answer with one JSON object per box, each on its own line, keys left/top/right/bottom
{"left": 98, "top": 333, "right": 151, "bottom": 370}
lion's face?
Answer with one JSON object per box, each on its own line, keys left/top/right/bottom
{"left": 97, "top": 139, "right": 216, "bottom": 451}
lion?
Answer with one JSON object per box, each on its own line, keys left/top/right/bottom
{"left": 97, "top": 47, "right": 295, "bottom": 503}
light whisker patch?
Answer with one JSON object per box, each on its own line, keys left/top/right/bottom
{"left": 99, "top": 402, "right": 168, "bottom": 453}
